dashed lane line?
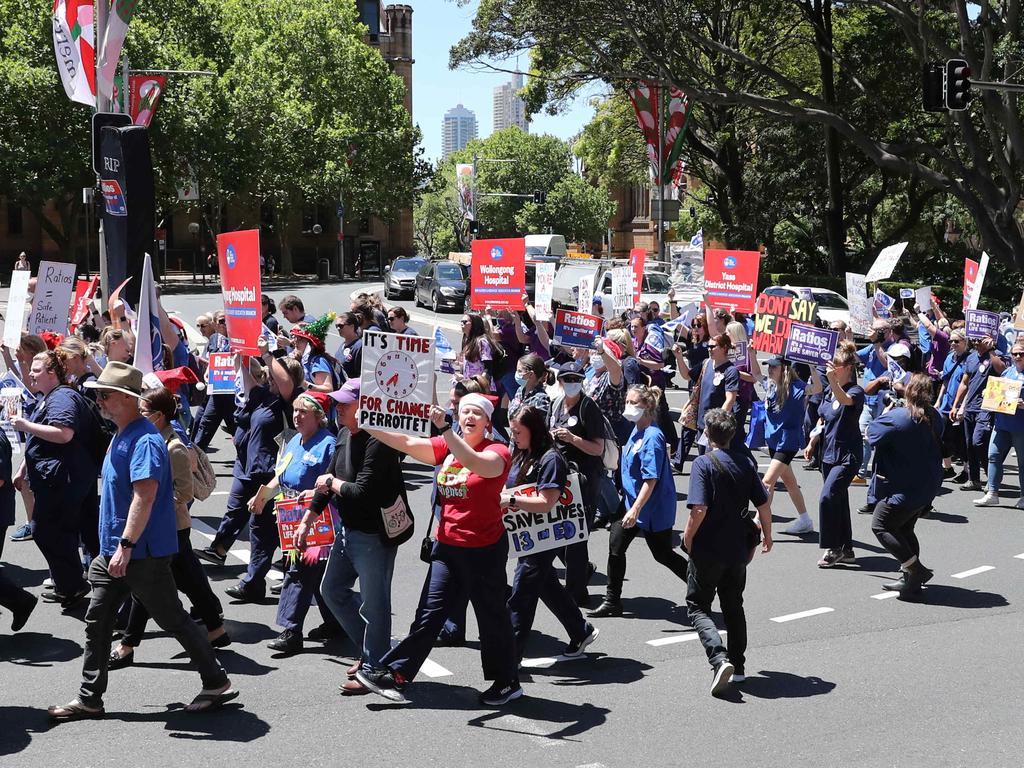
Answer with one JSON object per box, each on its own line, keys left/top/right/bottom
{"left": 870, "top": 592, "right": 900, "bottom": 600}
{"left": 951, "top": 565, "right": 995, "bottom": 579}
{"left": 418, "top": 658, "right": 453, "bottom": 678}
{"left": 770, "top": 607, "right": 834, "bottom": 623}
{"left": 646, "top": 630, "right": 727, "bottom": 647}
{"left": 1014, "top": 553, "right": 1024, "bottom": 560}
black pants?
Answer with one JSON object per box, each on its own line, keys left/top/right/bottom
{"left": 79, "top": 554, "right": 227, "bottom": 709}
{"left": 32, "top": 482, "right": 89, "bottom": 596}
{"left": 79, "top": 483, "right": 100, "bottom": 565}
{"left": 0, "top": 530, "right": 35, "bottom": 615}
{"left": 192, "top": 394, "right": 237, "bottom": 451}
{"left": 963, "top": 411, "right": 991, "bottom": 484}
{"left": 686, "top": 556, "right": 747, "bottom": 673}
{"left": 122, "top": 529, "right": 225, "bottom": 647}
{"left": 819, "top": 462, "right": 856, "bottom": 550}
{"left": 941, "top": 416, "right": 964, "bottom": 462}
{"left": 604, "top": 520, "right": 689, "bottom": 602}
{"left": 562, "top": 474, "right": 600, "bottom": 602}
{"left": 870, "top": 501, "right": 925, "bottom": 565}
{"left": 508, "top": 548, "right": 588, "bottom": 660}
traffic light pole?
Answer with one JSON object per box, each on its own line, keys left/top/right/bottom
{"left": 968, "top": 79, "right": 1024, "bottom": 94}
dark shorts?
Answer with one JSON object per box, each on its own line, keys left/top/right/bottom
{"left": 771, "top": 450, "right": 796, "bottom": 465}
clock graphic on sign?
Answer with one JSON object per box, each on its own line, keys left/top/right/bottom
{"left": 374, "top": 351, "right": 419, "bottom": 399}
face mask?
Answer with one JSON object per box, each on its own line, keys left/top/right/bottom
{"left": 561, "top": 381, "right": 582, "bottom": 398}
{"left": 589, "top": 353, "right": 603, "bottom": 369}
{"left": 623, "top": 403, "right": 644, "bottom": 422}
{"left": 514, "top": 373, "right": 528, "bottom": 388}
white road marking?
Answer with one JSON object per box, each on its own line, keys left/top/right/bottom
{"left": 418, "top": 658, "right": 453, "bottom": 678}
{"left": 870, "top": 592, "right": 900, "bottom": 600}
{"left": 1014, "top": 553, "right": 1024, "bottom": 560}
{"left": 191, "top": 519, "right": 282, "bottom": 580}
{"left": 209, "top": 491, "right": 229, "bottom": 496}
{"left": 521, "top": 656, "right": 564, "bottom": 668}
{"left": 646, "top": 630, "right": 727, "bottom": 647}
{"left": 951, "top": 565, "right": 995, "bottom": 579}
{"left": 770, "top": 607, "right": 834, "bottom": 623}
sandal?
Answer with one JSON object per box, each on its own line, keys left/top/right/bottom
{"left": 48, "top": 700, "right": 105, "bottom": 722}
{"left": 185, "top": 687, "right": 239, "bottom": 713}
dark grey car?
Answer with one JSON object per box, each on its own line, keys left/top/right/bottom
{"left": 384, "top": 256, "right": 427, "bottom": 299}
{"left": 414, "top": 261, "right": 467, "bottom": 313}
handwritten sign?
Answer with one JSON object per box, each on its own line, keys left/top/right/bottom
{"left": 982, "top": 377, "right": 1023, "bottom": 415}
{"left": 0, "top": 386, "right": 22, "bottom": 455}
{"left": 845, "top": 272, "right": 871, "bottom": 336}
{"left": 864, "top": 241, "right": 908, "bottom": 282}
{"left": 275, "top": 497, "right": 335, "bottom": 552}
{"left": 784, "top": 324, "right": 839, "bottom": 365}
{"left": 358, "top": 330, "right": 435, "bottom": 436}
{"left": 751, "top": 293, "right": 818, "bottom": 356}
{"left": 610, "top": 266, "right": 633, "bottom": 312}
{"left": 965, "top": 309, "right": 999, "bottom": 340}
{"left": 553, "top": 309, "right": 603, "bottom": 349}
{"left": 504, "top": 474, "right": 588, "bottom": 558}
{"left": 27, "top": 260, "right": 76, "bottom": 335}
{"left": 3, "top": 269, "right": 31, "bottom": 348}
{"left": 577, "top": 275, "right": 594, "bottom": 313}
{"left": 533, "top": 262, "right": 555, "bottom": 322}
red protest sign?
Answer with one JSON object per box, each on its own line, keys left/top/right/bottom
{"left": 275, "top": 498, "right": 335, "bottom": 552}
{"left": 629, "top": 248, "right": 646, "bottom": 304}
{"left": 470, "top": 238, "right": 525, "bottom": 311}
{"left": 217, "top": 229, "right": 263, "bottom": 355}
{"left": 751, "top": 293, "right": 819, "bottom": 356}
{"left": 963, "top": 257, "right": 978, "bottom": 310}
{"left": 69, "top": 277, "right": 99, "bottom": 332}
{"left": 703, "top": 249, "right": 760, "bottom": 314}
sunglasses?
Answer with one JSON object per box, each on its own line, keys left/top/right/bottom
{"left": 96, "top": 390, "right": 118, "bottom": 401}
{"left": 1013, "top": 352, "right": 1024, "bottom": 358}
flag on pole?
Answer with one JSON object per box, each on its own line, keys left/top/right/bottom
{"left": 97, "top": 0, "right": 140, "bottom": 102}
{"left": 132, "top": 253, "right": 163, "bottom": 374}
{"left": 626, "top": 82, "right": 693, "bottom": 185}
{"left": 690, "top": 229, "right": 703, "bottom": 248}
{"left": 52, "top": 0, "right": 96, "bottom": 106}
{"left": 128, "top": 74, "right": 166, "bottom": 126}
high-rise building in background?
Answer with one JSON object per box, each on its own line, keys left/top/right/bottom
{"left": 441, "top": 104, "right": 478, "bottom": 159}
{"left": 492, "top": 72, "right": 529, "bottom": 134}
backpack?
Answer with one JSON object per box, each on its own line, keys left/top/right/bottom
{"left": 551, "top": 395, "right": 620, "bottom": 472}
{"left": 190, "top": 445, "right": 217, "bottom": 500}
{"left": 68, "top": 388, "right": 114, "bottom": 469}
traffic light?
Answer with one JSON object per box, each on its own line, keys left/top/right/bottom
{"left": 945, "top": 58, "right": 971, "bottom": 111}
{"left": 922, "top": 63, "right": 945, "bottom": 112}
{"left": 532, "top": 190, "right": 546, "bottom": 205}
{"left": 468, "top": 220, "right": 479, "bottom": 234}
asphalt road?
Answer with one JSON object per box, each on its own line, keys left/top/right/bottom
{"left": 1, "top": 281, "right": 1023, "bottom": 767}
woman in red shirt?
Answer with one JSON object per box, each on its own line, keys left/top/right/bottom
{"left": 357, "top": 394, "right": 520, "bottom": 707}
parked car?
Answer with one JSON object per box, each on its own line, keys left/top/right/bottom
{"left": 414, "top": 260, "right": 468, "bottom": 313}
{"left": 384, "top": 256, "right": 427, "bottom": 299}
{"left": 763, "top": 285, "right": 851, "bottom": 328}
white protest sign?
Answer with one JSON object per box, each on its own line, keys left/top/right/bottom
{"left": 668, "top": 242, "right": 704, "bottom": 293}
{"left": 27, "top": 260, "right": 76, "bottom": 335}
{"left": 967, "top": 251, "right": 990, "bottom": 310}
{"left": 577, "top": 275, "right": 594, "bottom": 313}
{"left": 887, "top": 357, "right": 910, "bottom": 385}
{"left": 534, "top": 262, "right": 555, "bottom": 321}
{"left": 3, "top": 269, "right": 32, "bottom": 348}
{"left": 358, "top": 330, "right": 435, "bottom": 436}
{"left": 611, "top": 266, "right": 633, "bottom": 312}
{"left": 915, "top": 287, "right": 932, "bottom": 312}
{"left": 845, "top": 272, "right": 872, "bottom": 336}
{"left": 504, "top": 473, "right": 588, "bottom": 558}
{"left": 864, "top": 241, "right": 908, "bottom": 283}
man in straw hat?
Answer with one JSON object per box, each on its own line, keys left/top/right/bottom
{"left": 47, "top": 362, "right": 237, "bottom": 721}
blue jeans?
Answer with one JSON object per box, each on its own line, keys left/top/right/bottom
{"left": 319, "top": 528, "right": 397, "bottom": 672}
{"left": 987, "top": 429, "right": 1024, "bottom": 494}
{"left": 858, "top": 397, "right": 884, "bottom": 475}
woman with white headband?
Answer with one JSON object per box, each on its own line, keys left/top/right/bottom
{"left": 358, "top": 393, "right": 520, "bottom": 707}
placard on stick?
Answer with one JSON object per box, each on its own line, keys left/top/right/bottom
{"left": 358, "top": 330, "right": 435, "bottom": 436}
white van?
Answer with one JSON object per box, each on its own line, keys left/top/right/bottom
{"left": 525, "top": 234, "right": 567, "bottom": 259}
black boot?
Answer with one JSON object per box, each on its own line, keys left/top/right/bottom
{"left": 588, "top": 598, "right": 622, "bottom": 618}
{"left": 882, "top": 562, "right": 933, "bottom": 595}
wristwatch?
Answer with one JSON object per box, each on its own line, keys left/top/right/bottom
{"left": 438, "top": 422, "right": 452, "bottom": 434}
{"left": 325, "top": 474, "right": 335, "bottom": 491}
{"left": 119, "top": 537, "right": 136, "bottom": 550}
{"left": 508, "top": 496, "right": 518, "bottom": 509}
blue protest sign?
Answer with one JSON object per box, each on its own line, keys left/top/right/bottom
{"left": 965, "top": 309, "right": 999, "bottom": 340}
{"left": 784, "top": 323, "right": 839, "bottom": 365}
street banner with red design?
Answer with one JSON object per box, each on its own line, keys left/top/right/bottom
{"left": 629, "top": 248, "right": 646, "bottom": 304}
{"left": 128, "top": 74, "right": 166, "bottom": 127}
{"left": 69, "top": 277, "right": 99, "bottom": 331}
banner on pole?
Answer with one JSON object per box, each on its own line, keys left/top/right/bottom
{"left": 470, "top": 238, "right": 525, "bottom": 311}
{"left": 455, "top": 163, "right": 475, "bottom": 221}
{"left": 668, "top": 243, "right": 704, "bottom": 293}
{"left": 128, "top": 74, "right": 166, "bottom": 127}
{"left": 553, "top": 310, "right": 603, "bottom": 349}
{"left": 358, "top": 331, "right": 436, "bottom": 436}
{"left": 963, "top": 258, "right": 979, "bottom": 311}
{"left": 751, "top": 293, "right": 818, "bottom": 356}
{"left": 69, "top": 277, "right": 100, "bottom": 332}
{"left": 629, "top": 248, "right": 646, "bottom": 304}
{"left": 504, "top": 474, "right": 589, "bottom": 558}
{"left": 3, "top": 270, "right": 32, "bottom": 348}
{"left": 533, "top": 262, "right": 556, "bottom": 322}
{"left": 845, "top": 272, "right": 871, "bottom": 336}
{"left": 217, "top": 229, "right": 263, "bottom": 355}
{"left": 28, "top": 261, "right": 76, "bottom": 335}
{"left": 967, "top": 252, "right": 990, "bottom": 310}
{"left": 703, "top": 249, "right": 760, "bottom": 314}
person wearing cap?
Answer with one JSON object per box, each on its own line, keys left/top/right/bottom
{"left": 292, "top": 312, "right": 339, "bottom": 393}
{"left": 356, "top": 394, "right": 520, "bottom": 707}
{"left": 853, "top": 319, "right": 898, "bottom": 487}
{"left": 950, "top": 334, "right": 1006, "bottom": 492}
{"left": 296, "top": 378, "right": 412, "bottom": 694}
{"left": 974, "top": 339, "right": 1024, "bottom": 508}
{"left": 247, "top": 389, "right": 337, "bottom": 655}
{"left": 757, "top": 356, "right": 821, "bottom": 535}
{"left": 550, "top": 359, "right": 607, "bottom": 606}
{"left": 49, "top": 362, "right": 236, "bottom": 721}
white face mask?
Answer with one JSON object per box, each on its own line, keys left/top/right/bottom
{"left": 589, "top": 353, "right": 603, "bottom": 369}
{"left": 561, "top": 381, "right": 583, "bottom": 398}
{"left": 623, "top": 403, "right": 644, "bottom": 422}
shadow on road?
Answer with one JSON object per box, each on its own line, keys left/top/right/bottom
{"left": 621, "top": 595, "right": 689, "bottom": 624}
{"left": 921, "top": 511, "right": 968, "bottom": 524}
{"left": 0, "top": 705, "right": 49, "bottom": 755}
{"left": 101, "top": 702, "right": 270, "bottom": 741}
{"left": 522, "top": 653, "right": 654, "bottom": 688}
{"left": 719, "top": 670, "right": 837, "bottom": 703}
{"left": 912, "top": 585, "right": 1009, "bottom": 609}
{"left": 0, "top": 632, "right": 81, "bottom": 666}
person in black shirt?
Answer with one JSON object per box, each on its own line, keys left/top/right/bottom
{"left": 0, "top": 429, "right": 36, "bottom": 631}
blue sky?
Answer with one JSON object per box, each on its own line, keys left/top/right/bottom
{"left": 409, "top": 0, "right": 603, "bottom": 162}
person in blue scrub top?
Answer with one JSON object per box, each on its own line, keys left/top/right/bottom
{"left": 757, "top": 356, "right": 821, "bottom": 535}
{"left": 974, "top": 340, "right": 1024, "bottom": 508}
{"left": 950, "top": 335, "right": 1006, "bottom": 492}
{"left": 589, "top": 385, "right": 689, "bottom": 619}
{"left": 804, "top": 341, "right": 864, "bottom": 568}
{"left": 935, "top": 330, "right": 970, "bottom": 481}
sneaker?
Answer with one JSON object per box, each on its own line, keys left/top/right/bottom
{"left": 838, "top": 547, "right": 856, "bottom": 564}
{"left": 960, "top": 480, "right": 983, "bottom": 492}
{"left": 355, "top": 668, "right": 409, "bottom": 704}
{"left": 478, "top": 681, "right": 524, "bottom": 706}
{"left": 563, "top": 624, "right": 600, "bottom": 658}
{"left": 711, "top": 661, "right": 734, "bottom": 696}
{"left": 267, "top": 629, "right": 303, "bottom": 655}
{"left": 10, "top": 522, "right": 33, "bottom": 542}
{"left": 817, "top": 548, "right": 843, "bottom": 568}
{"left": 850, "top": 475, "right": 867, "bottom": 486}
{"left": 194, "top": 547, "right": 227, "bottom": 565}
{"left": 857, "top": 502, "right": 874, "bottom": 515}
{"left": 43, "top": 577, "right": 55, "bottom": 590}
{"left": 951, "top": 471, "right": 969, "bottom": 484}
{"left": 942, "top": 467, "right": 956, "bottom": 479}
{"left": 783, "top": 517, "right": 814, "bottom": 535}
{"left": 225, "top": 583, "right": 261, "bottom": 602}
{"left": 973, "top": 491, "right": 1000, "bottom": 507}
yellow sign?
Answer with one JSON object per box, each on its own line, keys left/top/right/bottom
{"left": 565, "top": 250, "right": 592, "bottom": 260}
{"left": 982, "top": 376, "right": 1023, "bottom": 415}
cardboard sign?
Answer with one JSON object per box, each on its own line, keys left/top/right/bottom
{"left": 886, "top": 357, "right": 910, "bottom": 385}
{"left": 963, "top": 258, "right": 979, "bottom": 311}
{"left": 751, "top": 293, "right": 818, "bottom": 356}
{"left": 470, "top": 238, "right": 525, "bottom": 311}
{"left": 864, "top": 241, "right": 908, "bottom": 282}
{"left": 967, "top": 251, "right": 990, "bottom": 310}
{"left": 533, "top": 262, "right": 556, "bottom": 322}
{"left": 629, "top": 248, "right": 646, "bottom": 304}
{"left": 982, "top": 377, "right": 1023, "bottom": 415}
{"left": 217, "top": 229, "right": 263, "bottom": 355}
{"left": 504, "top": 474, "right": 588, "bottom": 558}
{"left": 3, "top": 269, "right": 31, "bottom": 348}
{"left": 965, "top": 309, "right": 1000, "bottom": 340}
{"left": 703, "top": 249, "right": 760, "bottom": 314}
{"left": 784, "top": 324, "right": 839, "bottom": 365}
{"left": 610, "top": 266, "right": 633, "bottom": 311}
{"left": 845, "top": 272, "right": 871, "bottom": 336}
{"left": 553, "top": 309, "right": 603, "bottom": 349}
{"left": 577, "top": 275, "right": 595, "bottom": 313}
{"left": 899, "top": 288, "right": 915, "bottom": 299}
{"left": 915, "top": 287, "right": 932, "bottom": 312}
{"left": 207, "top": 352, "right": 237, "bottom": 394}
{"left": 69, "top": 277, "right": 100, "bottom": 331}
{"left": 668, "top": 243, "right": 704, "bottom": 292}
{"left": 275, "top": 497, "right": 335, "bottom": 552}
{"left": 0, "top": 386, "right": 22, "bottom": 455}
{"left": 28, "top": 260, "right": 76, "bottom": 335}
{"left": 358, "top": 330, "right": 435, "bottom": 436}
